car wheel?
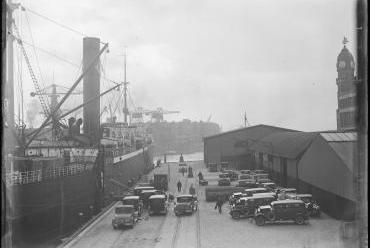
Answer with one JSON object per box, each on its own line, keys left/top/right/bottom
{"left": 295, "top": 216, "right": 305, "bottom": 225}
{"left": 255, "top": 216, "right": 265, "bottom": 226}
{"left": 232, "top": 211, "right": 240, "bottom": 219}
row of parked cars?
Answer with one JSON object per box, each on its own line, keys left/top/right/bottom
{"left": 217, "top": 169, "right": 270, "bottom": 186}
{"left": 112, "top": 184, "right": 199, "bottom": 229}
{"left": 222, "top": 170, "right": 321, "bottom": 226}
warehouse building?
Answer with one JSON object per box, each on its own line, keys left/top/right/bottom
{"left": 203, "top": 125, "right": 356, "bottom": 220}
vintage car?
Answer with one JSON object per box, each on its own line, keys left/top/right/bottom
{"left": 218, "top": 173, "right": 229, "bottom": 179}
{"left": 252, "top": 170, "right": 265, "bottom": 174}
{"left": 238, "top": 174, "right": 253, "bottom": 180}
{"left": 277, "top": 188, "right": 297, "bottom": 199}
{"left": 229, "top": 195, "right": 275, "bottom": 219}
{"left": 112, "top": 205, "right": 136, "bottom": 229}
{"left": 228, "top": 192, "right": 245, "bottom": 205}
{"left": 240, "top": 170, "right": 251, "bottom": 174}
{"left": 259, "top": 182, "right": 277, "bottom": 191}
{"left": 244, "top": 187, "right": 269, "bottom": 197}
{"left": 199, "top": 179, "right": 209, "bottom": 186}
{"left": 122, "top": 196, "right": 143, "bottom": 217}
{"left": 279, "top": 188, "right": 297, "bottom": 194}
{"left": 254, "top": 199, "right": 309, "bottom": 226}
{"left": 218, "top": 178, "right": 231, "bottom": 186}
{"left": 287, "top": 194, "right": 321, "bottom": 217}
{"left": 253, "top": 173, "right": 270, "bottom": 183}
{"left": 253, "top": 192, "right": 277, "bottom": 201}
{"left": 148, "top": 195, "right": 168, "bottom": 215}
{"left": 133, "top": 186, "right": 155, "bottom": 196}
{"left": 174, "top": 195, "right": 198, "bottom": 216}
{"left": 223, "top": 170, "right": 239, "bottom": 181}
{"left": 237, "top": 180, "right": 258, "bottom": 188}
{"left": 140, "top": 189, "right": 159, "bottom": 207}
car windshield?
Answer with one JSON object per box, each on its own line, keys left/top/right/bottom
{"left": 115, "top": 206, "right": 134, "bottom": 214}
{"left": 177, "top": 196, "right": 193, "bottom": 203}
{"left": 123, "top": 199, "right": 138, "bottom": 206}
{"left": 300, "top": 197, "right": 312, "bottom": 203}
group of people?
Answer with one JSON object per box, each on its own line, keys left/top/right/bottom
{"left": 176, "top": 180, "right": 196, "bottom": 195}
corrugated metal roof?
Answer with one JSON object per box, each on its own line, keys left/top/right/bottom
{"left": 203, "top": 124, "right": 298, "bottom": 140}
{"left": 250, "top": 132, "right": 318, "bottom": 159}
{"left": 320, "top": 132, "right": 357, "bottom": 142}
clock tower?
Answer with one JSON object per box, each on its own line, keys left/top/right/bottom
{"left": 336, "top": 37, "right": 356, "bottom": 131}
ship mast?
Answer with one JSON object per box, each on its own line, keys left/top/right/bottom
{"left": 122, "top": 46, "right": 129, "bottom": 125}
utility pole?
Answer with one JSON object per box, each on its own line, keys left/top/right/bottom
{"left": 122, "top": 47, "right": 129, "bottom": 124}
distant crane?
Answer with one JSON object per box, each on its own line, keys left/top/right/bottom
{"left": 130, "top": 107, "right": 180, "bottom": 123}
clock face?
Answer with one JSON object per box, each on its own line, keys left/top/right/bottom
{"left": 338, "top": 61, "right": 346, "bottom": 68}
{"left": 350, "top": 61, "right": 355, "bottom": 69}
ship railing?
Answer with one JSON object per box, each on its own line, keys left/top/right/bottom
{"left": 5, "top": 164, "right": 91, "bottom": 186}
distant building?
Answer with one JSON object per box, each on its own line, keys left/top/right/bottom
{"left": 336, "top": 37, "right": 357, "bottom": 131}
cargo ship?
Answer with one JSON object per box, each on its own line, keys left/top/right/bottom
{"left": 2, "top": 7, "right": 153, "bottom": 246}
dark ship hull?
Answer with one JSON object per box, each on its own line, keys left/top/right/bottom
{"left": 5, "top": 145, "right": 153, "bottom": 247}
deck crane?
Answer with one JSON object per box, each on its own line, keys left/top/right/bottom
{"left": 12, "top": 21, "right": 51, "bottom": 119}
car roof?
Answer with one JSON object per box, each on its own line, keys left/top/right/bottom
{"left": 272, "top": 200, "right": 304, "bottom": 205}
{"left": 141, "top": 189, "right": 157, "bottom": 193}
{"left": 149, "top": 194, "right": 166, "bottom": 199}
{"left": 262, "top": 182, "right": 275, "bottom": 185}
{"left": 177, "top": 194, "right": 193, "bottom": 198}
{"left": 253, "top": 193, "right": 276, "bottom": 196}
{"left": 240, "top": 195, "right": 274, "bottom": 200}
{"left": 116, "top": 204, "right": 134, "bottom": 209}
{"left": 123, "top": 196, "right": 140, "bottom": 200}
{"left": 135, "top": 186, "right": 154, "bottom": 190}
{"left": 254, "top": 173, "right": 269, "bottom": 176}
{"left": 244, "top": 188, "right": 267, "bottom": 191}
{"left": 232, "top": 192, "right": 243, "bottom": 195}
{"left": 281, "top": 188, "right": 296, "bottom": 191}
{"left": 296, "top": 194, "right": 312, "bottom": 198}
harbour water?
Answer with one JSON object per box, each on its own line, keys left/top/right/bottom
{"left": 153, "top": 151, "right": 203, "bottom": 163}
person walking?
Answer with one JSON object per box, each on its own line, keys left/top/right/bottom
{"left": 214, "top": 195, "right": 224, "bottom": 214}
{"left": 197, "top": 171, "right": 203, "bottom": 181}
{"left": 189, "top": 184, "right": 195, "bottom": 195}
{"left": 177, "top": 180, "right": 182, "bottom": 193}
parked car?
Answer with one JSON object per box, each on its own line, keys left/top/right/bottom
{"left": 174, "top": 195, "right": 198, "bottom": 216}
{"left": 218, "top": 173, "right": 229, "bottom": 179}
{"left": 252, "top": 170, "right": 265, "bottom": 174}
{"left": 287, "top": 194, "right": 321, "bottom": 217}
{"left": 122, "top": 195, "right": 143, "bottom": 217}
{"left": 148, "top": 195, "right": 168, "bottom": 215}
{"left": 259, "top": 182, "right": 277, "bottom": 191}
{"left": 133, "top": 186, "right": 155, "bottom": 196}
{"left": 140, "top": 189, "right": 158, "bottom": 207}
{"left": 238, "top": 174, "right": 253, "bottom": 180}
{"left": 240, "top": 170, "right": 251, "bottom": 174}
{"left": 218, "top": 178, "right": 231, "bottom": 186}
{"left": 223, "top": 170, "right": 239, "bottom": 181}
{"left": 137, "top": 183, "right": 152, "bottom": 187}
{"left": 277, "top": 188, "right": 297, "bottom": 200}
{"left": 199, "top": 179, "right": 209, "bottom": 186}
{"left": 244, "top": 187, "right": 269, "bottom": 197}
{"left": 237, "top": 180, "right": 258, "bottom": 188}
{"left": 229, "top": 192, "right": 245, "bottom": 205}
{"left": 112, "top": 205, "right": 136, "bottom": 229}
{"left": 253, "top": 173, "right": 270, "bottom": 183}
{"left": 229, "top": 195, "right": 275, "bottom": 219}
{"left": 254, "top": 200, "right": 309, "bottom": 226}
{"left": 252, "top": 192, "right": 277, "bottom": 201}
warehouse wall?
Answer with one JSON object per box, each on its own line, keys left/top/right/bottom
{"left": 298, "top": 137, "right": 355, "bottom": 202}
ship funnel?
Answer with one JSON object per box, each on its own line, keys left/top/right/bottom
{"left": 83, "top": 37, "right": 101, "bottom": 144}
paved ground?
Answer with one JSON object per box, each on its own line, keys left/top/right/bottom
{"left": 65, "top": 160, "right": 357, "bottom": 248}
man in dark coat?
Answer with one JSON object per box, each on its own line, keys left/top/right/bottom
{"left": 214, "top": 195, "right": 224, "bottom": 214}
{"left": 177, "top": 180, "right": 182, "bottom": 193}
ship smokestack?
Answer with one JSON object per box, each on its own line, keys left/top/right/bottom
{"left": 83, "top": 37, "right": 101, "bottom": 144}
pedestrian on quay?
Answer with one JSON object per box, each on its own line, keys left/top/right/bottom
{"left": 189, "top": 183, "right": 195, "bottom": 195}
{"left": 177, "top": 180, "right": 182, "bottom": 192}
{"left": 181, "top": 168, "right": 185, "bottom": 177}
{"left": 214, "top": 195, "right": 224, "bottom": 214}
{"left": 197, "top": 171, "right": 203, "bottom": 181}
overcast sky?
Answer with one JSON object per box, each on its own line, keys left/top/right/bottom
{"left": 12, "top": 0, "right": 357, "bottom": 131}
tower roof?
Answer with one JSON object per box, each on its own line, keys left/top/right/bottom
{"left": 336, "top": 37, "right": 355, "bottom": 71}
